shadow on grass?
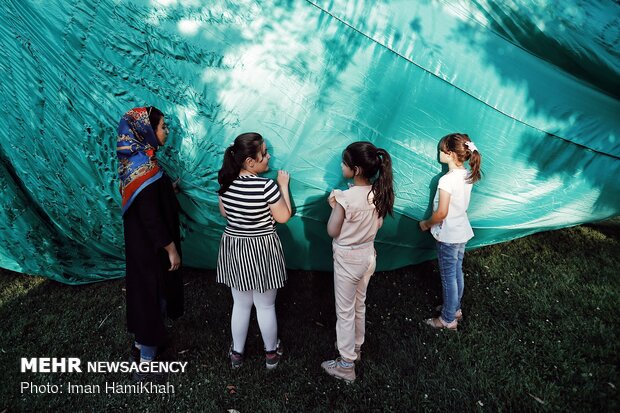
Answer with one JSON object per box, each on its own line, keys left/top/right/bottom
{"left": 1, "top": 217, "right": 619, "bottom": 411}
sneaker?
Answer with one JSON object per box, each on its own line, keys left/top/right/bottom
{"left": 265, "top": 339, "right": 284, "bottom": 370}
{"left": 334, "top": 341, "right": 361, "bottom": 363}
{"left": 228, "top": 344, "right": 244, "bottom": 369}
{"left": 321, "top": 357, "right": 356, "bottom": 383}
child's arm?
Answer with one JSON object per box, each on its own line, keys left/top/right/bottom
{"left": 270, "top": 197, "right": 291, "bottom": 223}
{"left": 327, "top": 203, "right": 345, "bottom": 238}
{"left": 218, "top": 196, "right": 227, "bottom": 218}
{"left": 419, "top": 189, "right": 450, "bottom": 231}
{"left": 270, "top": 170, "right": 292, "bottom": 223}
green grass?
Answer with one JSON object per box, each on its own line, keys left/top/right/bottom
{"left": 1, "top": 219, "right": 619, "bottom": 412}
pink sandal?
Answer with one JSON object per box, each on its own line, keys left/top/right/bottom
{"left": 424, "top": 317, "right": 458, "bottom": 331}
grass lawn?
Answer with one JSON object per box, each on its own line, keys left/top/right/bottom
{"left": 1, "top": 218, "right": 619, "bottom": 412}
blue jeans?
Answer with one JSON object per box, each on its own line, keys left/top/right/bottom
{"left": 437, "top": 241, "right": 466, "bottom": 323}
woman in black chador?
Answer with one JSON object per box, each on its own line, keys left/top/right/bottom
{"left": 116, "top": 106, "right": 183, "bottom": 372}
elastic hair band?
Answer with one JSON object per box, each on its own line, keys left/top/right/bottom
{"left": 465, "top": 141, "right": 478, "bottom": 152}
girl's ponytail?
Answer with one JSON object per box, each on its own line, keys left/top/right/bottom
{"left": 217, "top": 132, "right": 264, "bottom": 195}
{"left": 217, "top": 146, "right": 240, "bottom": 195}
{"left": 372, "top": 148, "right": 394, "bottom": 218}
{"left": 342, "top": 141, "right": 395, "bottom": 218}
{"left": 467, "top": 149, "right": 482, "bottom": 184}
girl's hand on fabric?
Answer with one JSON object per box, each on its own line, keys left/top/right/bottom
{"left": 277, "top": 170, "right": 290, "bottom": 187}
{"left": 419, "top": 220, "right": 431, "bottom": 231}
{"left": 168, "top": 250, "right": 181, "bottom": 271}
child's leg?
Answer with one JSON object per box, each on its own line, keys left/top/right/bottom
{"left": 230, "top": 287, "right": 253, "bottom": 353}
{"left": 437, "top": 242, "right": 460, "bottom": 323}
{"left": 335, "top": 276, "right": 358, "bottom": 361}
{"left": 334, "top": 249, "right": 366, "bottom": 362}
{"left": 455, "top": 243, "right": 466, "bottom": 311}
{"left": 252, "top": 288, "right": 278, "bottom": 352}
{"left": 354, "top": 251, "right": 376, "bottom": 350}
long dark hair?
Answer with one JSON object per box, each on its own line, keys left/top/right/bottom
{"left": 342, "top": 141, "right": 394, "bottom": 218}
{"left": 147, "top": 106, "right": 164, "bottom": 132}
{"left": 439, "top": 133, "right": 482, "bottom": 183}
{"left": 217, "top": 132, "right": 264, "bottom": 195}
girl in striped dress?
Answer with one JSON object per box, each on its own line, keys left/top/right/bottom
{"left": 216, "top": 132, "right": 292, "bottom": 370}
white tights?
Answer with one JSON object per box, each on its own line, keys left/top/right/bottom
{"left": 231, "top": 287, "right": 278, "bottom": 353}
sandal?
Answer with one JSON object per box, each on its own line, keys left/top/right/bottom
{"left": 424, "top": 317, "right": 458, "bottom": 330}
{"left": 435, "top": 305, "right": 463, "bottom": 321}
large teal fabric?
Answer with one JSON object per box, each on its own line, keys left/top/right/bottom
{"left": 1, "top": 0, "right": 618, "bottom": 284}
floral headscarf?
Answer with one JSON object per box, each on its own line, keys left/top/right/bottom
{"left": 116, "top": 107, "right": 163, "bottom": 215}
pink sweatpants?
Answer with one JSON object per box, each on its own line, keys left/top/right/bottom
{"left": 333, "top": 242, "right": 376, "bottom": 361}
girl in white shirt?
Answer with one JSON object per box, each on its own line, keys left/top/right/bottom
{"left": 419, "top": 133, "right": 482, "bottom": 330}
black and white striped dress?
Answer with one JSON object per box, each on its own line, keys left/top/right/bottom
{"left": 216, "top": 175, "right": 287, "bottom": 292}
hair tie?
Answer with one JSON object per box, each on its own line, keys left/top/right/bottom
{"left": 465, "top": 141, "right": 478, "bottom": 152}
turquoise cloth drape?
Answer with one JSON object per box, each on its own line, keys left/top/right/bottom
{"left": 1, "top": 0, "right": 618, "bottom": 284}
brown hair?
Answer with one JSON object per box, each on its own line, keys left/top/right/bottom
{"left": 217, "top": 132, "right": 264, "bottom": 195}
{"left": 342, "top": 141, "right": 394, "bottom": 218}
{"left": 439, "top": 133, "right": 482, "bottom": 183}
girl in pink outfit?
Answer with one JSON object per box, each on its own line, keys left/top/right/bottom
{"left": 321, "top": 141, "right": 394, "bottom": 383}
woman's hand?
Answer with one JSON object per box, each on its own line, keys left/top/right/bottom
{"left": 172, "top": 178, "right": 181, "bottom": 194}
{"left": 164, "top": 242, "right": 181, "bottom": 271}
{"left": 168, "top": 250, "right": 181, "bottom": 271}
{"left": 277, "top": 170, "right": 290, "bottom": 187}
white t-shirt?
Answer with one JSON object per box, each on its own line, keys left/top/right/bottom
{"left": 430, "top": 169, "right": 474, "bottom": 243}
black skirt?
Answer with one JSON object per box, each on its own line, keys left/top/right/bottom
{"left": 216, "top": 232, "right": 287, "bottom": 292}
